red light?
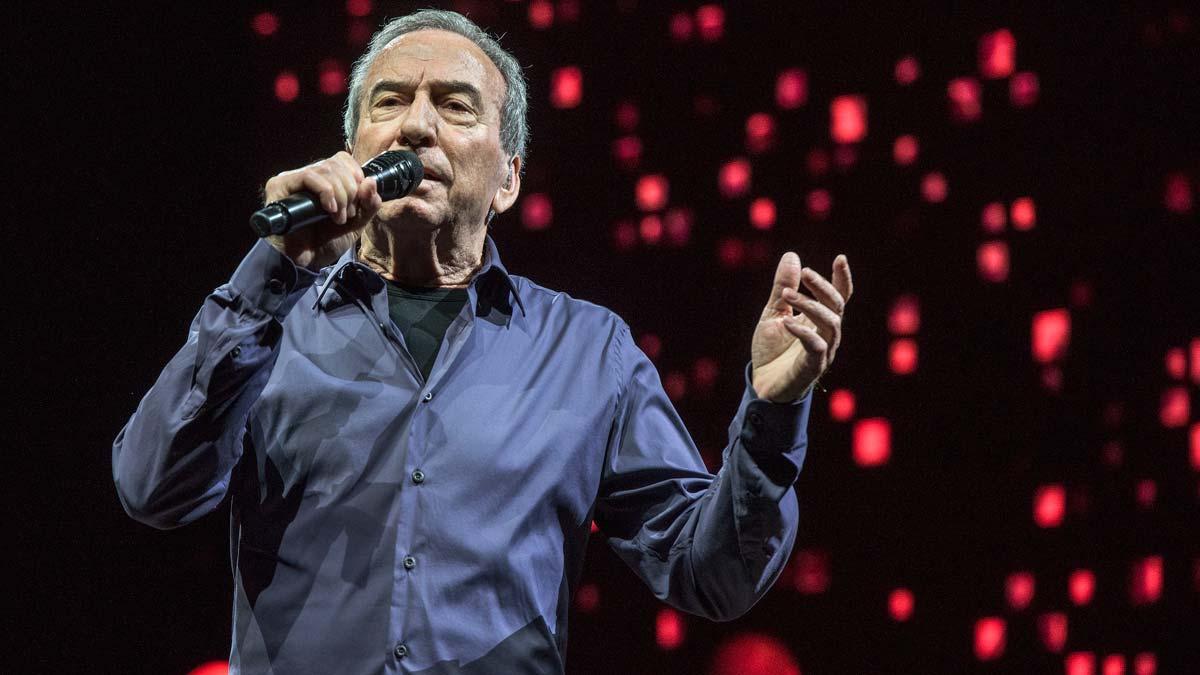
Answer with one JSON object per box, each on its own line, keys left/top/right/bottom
{"left": 830, "top": 95, "right": 868, "bottom": 143}
{"left": 1005, "top": 571, "right": 1035, "bottom": 610}
{"left": 888, "top": 588, "right": 914, "bottom": 621}
{"left": 1066, "top": 652, "right": 1097, "bottom": 675}
{"left": 318, "top": 59, "right": 346, "bottom": 96}
{"left": 668, "top": 11, "right": 693, "bottom": 42}
{"left": 1136, "top": 479, "right": 1157, "bottom": 509}
{"left": 1033, "top": 484, "right": 1065, "bottom": 528}
{"left": 1038, "top": 612, "right": 1068, "bottom": 652}
{"left": 346, "top": 0, "right": 372, "bottom": 17}
{"left": 718, "top": 158, "right": 752, "bottom": 198}
{"left": 1130, "top": 555, "right": 1163, "bottom": 605}
{"left": 273, "top": 71, "right": 300, "bottom": 103}
{"left": 612, "top": 135, "right": 642, "bottom": 170}
{"left": 793, "top": 548, "right": 830, "bottom": 594}
{"left": 775, "top": 68, "right": 808, "bottom": 109}
{"left": 664, "top": 207, "right": 693, "bottom": 246}
{"left": 979, "top": 29, "right": 1017, "bottom": 79}
{"left": 1103, "top": 655, "right": 1126, "bottom": 675}
{"left": 521, "top": 193, "right": 553, "bottom": 231}
{"left": 550, "top": 66, "right": 583, "bottom": 109}
{"left": 921, "top": 172, "right": 948, "bottom": 203}
{"left": 717, "top": 237, "right": 747, "bottom": 269}
{"left": 749, "top": 197, "right": 776, "bottom": 230}
{"left": 710, "top": 633, "right": 802, "bottom": 675}
{"left": 251, "top": 12, "right": 279, "bottom": 37}
{"left": 1133, "top": 653, "right": 1157, "bottom": 675}
{"left": 575, "top": 583, "right": 600, "bottom": 612}
{"left": 1164, "top": 172, "right": 1194, "bottom": 213}
{"left": 829, "top": 389, "right": 855, "bottom": 421}
{"left": 746, "top": 113, "right": 776, "bottom": 154}
{"left": 1010, "top": 71, "right": 1040, "bottom": 107}
{"left": 853, "top": 418, "right": 891, "bottom": 467}
{"left": 833, "top": 144, "right": 858, "bottom": 169}
{"left": 1102, "top": 441, "right": 1124, "bottom": 468}
{"left": 806, "top": 189, "right": 832, "bottom": 220}
{"left": 888, "top": 295, "right": 920, "bottom": 335}
{"left": 656, "top": 607, "right": 685, "bottom": 650}
{"left": 639, "top": 215, "right": 663, "bottom": 245}
{"left": 347, "top": 18, "right": 371, "bottom": 46}
{"left": 974, "top": 617, "right": 1006, "bottom": 661}
{"left": 528, "top": 0, "right": 554, "bottom": 29}
{"left": 807, "top": 148, "right": 831, "bottom": 176}
{"left": 186, "top": 663, "right": 229, "bottom": 675}
{"left": 893, "top": 135, "right": 919, "bottom": 166}
{"left": 664, "top": 371, "right": 687, "bottom": 401}
{"left": 1190, "top": 422, "right": 1200, "bottom": 470}
{"left": 636, "top": 174, "right": 669, "bottom": 212}
{"left": 977, "top": 240, "right": 1010, "bottom": 282}
{"left": 591, "top": 520, "right": 599, "bottom": 533}
{"left": 1159, "top": 386, "right": 1190, "bottom": 428}
{"left": 1070, "top": 280, "right": 1093, "bottom": 308}
{"left": 1032, "top": 308, "right": 1071, "bottom": 363}
{"left": 1192, "top": 338, "right": 1200, "bottom": 383}
{"left": 889, "top": 339, "right": 918, "bottom": 375}
{"left": 1011, "top": 197, "right": 1037, "bottom": 230}
{"left": 638, "top": 333, "right": 662, "bottom": 360}
{"left": 895, "top": 55, "right": 920, "bottom": 85}
{"left": 695, "top": 5, "right": 724, "bottom": 41}
{"left": 557, "top": 0, "right": 581, "bottom": 22}
{"left": 615, "top": 100, "right": 639, "bottom": 131}
{"left": 982, "top": 202, "right": 1007, "bottom": 232}
{"left": 692, "top": 357, "right": 719, "bottom": 391}
{"left": 1069, "top": 569, "right": 1095, "bottom": 605}
{"left": 948, "top": 77, "right": 982, "bottom": 122}
{"left": 613, "top": 220, "right": 637, "bottom": 251}
{"left": 1165, "top": 347, "right": 1186, "bottom": 379}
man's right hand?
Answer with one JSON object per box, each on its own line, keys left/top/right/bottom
{"left": 262, "top": 151, "right": 384, "bottom": 270}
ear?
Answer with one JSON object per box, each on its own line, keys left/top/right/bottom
{"left": 490, "top": 155, "right": 522, "bottom": 216}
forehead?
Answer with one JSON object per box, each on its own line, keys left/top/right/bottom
{"left": 367, "top": 29, "right": 505, "bottom": 106}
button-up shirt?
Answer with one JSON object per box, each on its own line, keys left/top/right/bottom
{"left": 112, "top": 235, "right": 813, "bottom": 674}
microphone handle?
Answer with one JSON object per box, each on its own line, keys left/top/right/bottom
{"left": 250, "top": 193, "right": 328, "bottom": 238}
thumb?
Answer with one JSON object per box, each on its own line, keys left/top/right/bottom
{"left": 762, "top": 252, "right": 802, "bottom": 319}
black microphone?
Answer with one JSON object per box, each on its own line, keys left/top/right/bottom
{"left": 250, "top": 150, "right": 424, "bottom": 237}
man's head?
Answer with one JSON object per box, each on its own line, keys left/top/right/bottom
{"left": 344, "top": 10, "right": 527, "bottom": 232}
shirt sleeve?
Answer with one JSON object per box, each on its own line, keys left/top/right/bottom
{"left": 112, "top": 239, "right": 317, "bottom": 529}
{"left": 594, "top": 321, "right": 812, "bottom": 621}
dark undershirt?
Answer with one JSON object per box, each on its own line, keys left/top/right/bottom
{"left": 384, "top": 280, "right": 469, "bottom": 381}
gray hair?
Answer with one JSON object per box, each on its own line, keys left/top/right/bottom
{"left": 343, "top": 9, "right": 529, "bottom": 164}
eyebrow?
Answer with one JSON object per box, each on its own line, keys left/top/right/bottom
{"left": 367, "top": 78, "right": 485, "bottom": 110}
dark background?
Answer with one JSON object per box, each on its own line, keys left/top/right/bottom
{"left": 12, "top": 1, "right": 1199, "bottom": 673}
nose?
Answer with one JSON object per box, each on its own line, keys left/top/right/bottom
{"left": 395, "top": 91, "right": 437, "bottom": 149}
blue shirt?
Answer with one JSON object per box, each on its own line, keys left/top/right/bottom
{"left": 112, "top": 236, "right": 813, "bottom": 674}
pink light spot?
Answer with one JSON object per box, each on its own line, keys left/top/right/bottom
{"left": 638, "top": 333, "right": 662, "bottom": 360}
{"left": 1010, "top": 71, "right": 1040, "bottom": 107}
{"left": 1034, "top": 484, "right": 1065, "bottom": 528}
{"left": 612, "top": 135, "right": 642, "bottom": 170}
{"left": 521, "top": 193, "right": 553, "bottom": 231}
{"left": 575, "top": 582, "right": 599, "bottom": 613}
{"left": 888, "top": 294, "right": 920, "bottom": 335}
{"left": 1164, "top": 172, "right": 1193, "bottom": 213}
{"left": 830, "top": 95, "right": 868, "bottom": 143}
{"left": 346, "top": 0, "right": 372, "bottom": 18}
{"left": 1103, "top": 655, "right": 1126, "bottom": 675}
{"left": 1011, "top": 197, "right": 1037, "bottom": 230}
{"left": 1066, "top": 652, "right": 1097, "bottom": 675}
{"left": 1032, "top": 308, "right": 1071, "bottom": 363}
{"left": 717, "top": 237, "right": 747, "bottom": 269}
{"left": 692, "top": 357, "right": 719, "bottom": 391}
{"left": 318, "top": 59, "right": 346, "bottom": 96}
{"left": 829, "top": 389, "right": 855, "bottom": 421}
{"left": 656, "top": 607, "right": 685, "bottom": 650}
{"left": 1006, "top": 571, "right": 1035, "bottom": 610}
{"left": 557, "top": 0, "right": 581, "bottom": 23}
{"left": 710, "top": 633, "right": 802, "bottom": 675}
{"left": 889, "top": 339, "right": 918, "bottom": 375}
{"left": 251, "top": 12, "right": 279, "bottom": 37}
{"left": 528, "top": 0, "right": 554, "bottom": 29}
{"left": 550, "top": 66, "right": 583, "bottom": 109}
{"left": 948, "top": 77, "right": 982, "bottom": 122}
{"left": 807, "top": 148, "right": 831, "bottom": 176}
{"left": 979, "top": 29, "right": 1017, "bottom": 79}
{"left": 775, "top": 68, "right": 808, "bottom": 109}
{"left": 982, "top": 202, "right": 1007, "bottom": 233}
{"left": 833, "top": 144, "right": 858, "bottom": 169}
{"left": 274, "top": 71, "right": 300, "bottom": 103}
{"left": 1130, "top": 556, "right": 1163, "bottom": 605}
{"left": 1101, "top": 441, "right": 1124, "bottom": 468}
{"left": 1070, "top": 280, "right": 1093, "bottom": 307}
{"left": 1134, "top": 653, "right": 1157, "bottom": 675}
{"left": 853, "top": 418, "right": 891, "bottom": 467}
{"left": 1069, "top": 569, "right": 1095, "bottom": 605}
{"left": 615, "top": 100, "right": 639, "bottom": 131}
{"left": 1136, "top": 479, "right": 1157, "bottom": 509}
{"left": 664, "top": 371, "right": 687, "bottom": 401}
{"left": 893, "top": 135, "right": 919, "bottom": 166}
{"left": 695, "top": 5, "right": 724, "bottom": 42}
{"left": 1160, "top": 386, "right": 1190, "bottom": 428}
{"left": 806, "top": 189, "right": 832, "bottom": 220}
{"left": 347, "top": 19, "right": 371, "bottom": 46}
{"left": 974, "top": 617, "right": 1006, "bottom": 661}
{"left": 977, "top": 240, "right": 1010, "bottom": 282}
{"left": 639, "top": 215, "right": 663, "bottom": 245}
{"left": 888, "top": 588, "right": 914, "bottom": 621}
{"left": 1165, "top": 347, "right": 1186, "bottom": 379}
{"left": 718, "top": 158, "right": 752, "bottom": 198}
{"left": 1190, "top": 422, "right": 1200, "bottom": 470}
{"left": 613, "top": 220, "right": 637, "bottom": 251}
{"left": 1191, "top": 338, "right": 1200, "bottom": 383}
{"left": 793, "top": 548, "right": 830, "bottom": 594}
{"left": 921, "top": 172, "right": 948, "bottom": 203}
{"left": 746, "top": 113, "right": 776, "bottom": 154}
{"left": 749, "top": 197, "right": 776, "bottom": 230}
{"left": 664, "top": 208, "right": 692, "bottom": 246}
{"left": 636, "top": 174, "right": 669, "bottom": 212}
{"left": 895, "top": 55, "right": 920, "bottom": 85}
{"left": 1038, "top": 612, "right": 1068, "bottom": 653}
{"left": 187, "top": 663, "right": 229, "bottom": 675}
{"left": 668, "top": 11, "right": 693, "bottom": 42}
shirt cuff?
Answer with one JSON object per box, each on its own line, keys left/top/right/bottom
{"left": 228, "top": 238, "right": 318, "bottom": 320}
{"left": 737, "top": 362, "right": 813, "bottom": 455}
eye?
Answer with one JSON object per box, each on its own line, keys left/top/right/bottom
{"left": 444, "top": 100, "right": 471, "bottom": 113}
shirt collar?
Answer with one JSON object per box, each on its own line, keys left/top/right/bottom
{"left": 312, "top": 234, "right": 526, "bottom": 318}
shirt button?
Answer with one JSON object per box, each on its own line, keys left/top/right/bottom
{"left": 230, "top": 346, "right": 241, "bottom": 358}
{"left": 749, "top": 411, "right": 764, "bottom": 427}
{"left": 393, "top": 643, "right": 408, "bottom": 659}
{"left": 403, "top": 555, "right": 417, "bottom": 570}
{"left": 422, "top": 391, "right": 434, "bottom": 402}
{"left": 267, "top": 278, "right": 285, "bottom": 294}
{"left": 411, "top": 469, "right": 425, "bottom": 484}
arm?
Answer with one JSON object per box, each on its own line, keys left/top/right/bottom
{"left": 594, "top": 323, "right": 812, "bottom": 621}
{"left": 111, "top": 240, "right": 315, "bottom": 529}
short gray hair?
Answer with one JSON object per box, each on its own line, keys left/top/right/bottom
{"left": 343, "top": 9, "right": 529, "bottom": 163}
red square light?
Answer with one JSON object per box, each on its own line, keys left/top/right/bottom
{"left": 888, "top": 295, "right": 920, "bottom": 335}
{"left": 1160, "top": 387, "right": 1190, "bottom": 428}
{"left": 1005, "top": 571, "right": 1035, "bottom": 610}
{"left": 749, "top": 197, "right": 776, "bottom": 230}
{"left": 1038, "top": 612, "right": 1068, "bottom": 653}
{"left": 830, "top": 95, "right": 868, "bottom": 143}
{"left": 1034, "top": 484, "right": 1065, "bottom": 528}
{"left": 977, "top": 240, "right": 1010, "bottom": 282}
{"left": 947, "top": 77, "right": 982, "bottom": 122}
{"left": 974, "top": 617, "right": 1006, "bottom": 661}
{"left": 776, "top": 68, "right": 808, "bottom": 109}
{"left": 1130, "top": 556, "right": 1163, "bottom": 605}
{"left": 979, "top": 29, "right": 1017, "bottom": 79}
{"left": 550, "top": 66, "right": 583, "bottom": 109}
{"left": 636, "top": 174, "right": 669, "bottom": 212}
{"left": 828, "top": 389, "right": 855, "bottom": 422}
{"left": 1066, "top": 652, "right": 1096, "bottom": 675}
{"left": 1011, "top": 197, "right": 1037, "bottom": 230}
{"left": 793, "top": 548, "right": 830, "bottom": 594}
{"left": 895, "top": 55, "right": 920, "bottom": 85}
{"left": 718, "top": 158, "right": 752, "bottom": 198}
{"left": 521, "top": 193, "right": 553, "bottom": 231}
{"left": 893, "top": 135, "right": 919, "bottom": 166}
{"left": 853, "top": 418, "right": 891, "bottom": 467}
{"left": 655, "top": 607, "right": 685, "bottom": 650}
{"left": 889, "top": 339, "right": 918, "bottom": 375}
{"left": 1032, "top": 308, "right": 1071, "bottom": 363}
{"left": 888, "top": 587, "right": 914, "bottom": 621}
{"left": 1069, "top": 568, "right": 1095, "bottom": 605}
{"left": 1010, "top": 71, "right": 1040, "bottom": 107}
{"left": 1103, "top": 655, "right": 1126, "bottom": 675}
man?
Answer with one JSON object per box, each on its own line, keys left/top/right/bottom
{"left": 112, "top": 9, "right": 852, "bottom": 674}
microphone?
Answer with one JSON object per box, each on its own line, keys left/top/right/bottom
{"left": 250, "top": 150, "right": 424, "bottom": 237}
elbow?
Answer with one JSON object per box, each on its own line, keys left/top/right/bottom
{"left": 114, "top": 480, "right": 189, "bottom": 530}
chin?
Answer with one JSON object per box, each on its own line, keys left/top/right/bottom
{"left": 375, "top": 197, "right": 444, "bottom": 230}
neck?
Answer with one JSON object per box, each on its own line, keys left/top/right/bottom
{"left": 357, "top": 220, "right": 487, "bottom": 288}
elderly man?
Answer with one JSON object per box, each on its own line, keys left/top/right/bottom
{"left": 113, "top": 9, "right": 852, "bottom": 675}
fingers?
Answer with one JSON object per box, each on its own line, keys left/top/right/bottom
{"left": 832, "top": 254, "right": 853, "bottom": 303}
{"left": 263, "top": 151, "right": 374, "bottom": 226}
{"left": 763, "top": 252, "right": 803, "bottom": 320}
{"left": 782, "top": 288, "right": 842, "bottom": 360}
{"left": 782, "top": 318, "right": 828, "bottom": 368}
{"left": 800, "top": 267, "right": 846, "bottom": 315}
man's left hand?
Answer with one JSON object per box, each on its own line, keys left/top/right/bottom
{"left": 751, "top": 253, "right": 854, "bottom": 403}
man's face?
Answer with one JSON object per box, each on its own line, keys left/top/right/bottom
{"left": 351, "top": 29, "right": 515, "bottom": 232}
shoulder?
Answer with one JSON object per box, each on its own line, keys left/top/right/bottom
{"left": 509, "top": 274, "right": 630, "bottom": 334}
